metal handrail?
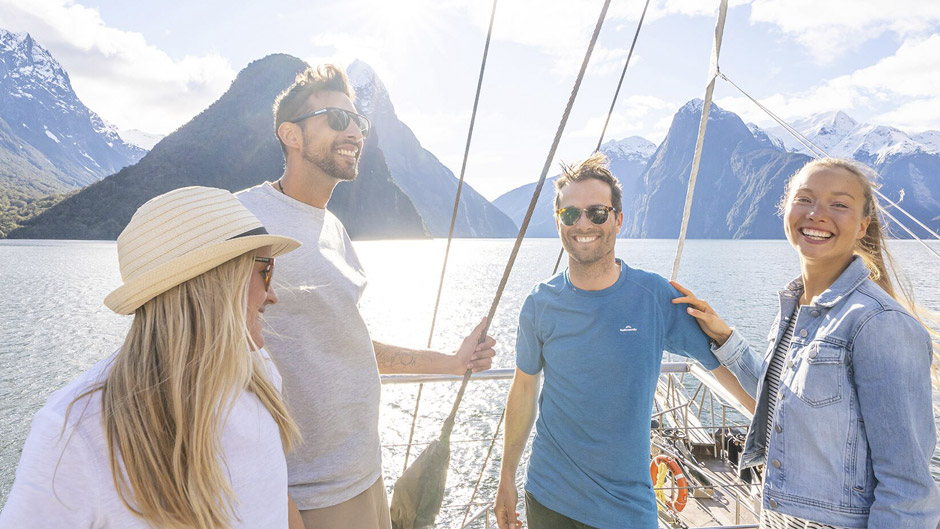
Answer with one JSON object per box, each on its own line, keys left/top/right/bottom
{"left": 689, "top": 364, "right": 753, "bottom": 420}
{"left": 380, "top": 362, "right": 694, "bottom": 384}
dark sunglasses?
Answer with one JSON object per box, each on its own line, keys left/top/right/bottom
{"left": 254, "top": 257, "right": 275, "bottom": 291}
{"left": 555, "top": 205, "right": 616, "bottom": 226}
{"left": 289, "top": 107, "right": 371, "bottom": 138}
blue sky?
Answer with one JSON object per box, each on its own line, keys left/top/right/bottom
{"left": 1, "top": 0, "right": 938, "bottom": 199}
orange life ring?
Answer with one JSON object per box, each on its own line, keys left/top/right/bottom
{"left": 650, "top": 455, "right": 689, "bottom": 512}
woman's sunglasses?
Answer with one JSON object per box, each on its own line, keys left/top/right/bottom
{"left": 555, "top": 205, "right": 616, "bottom": 226}
{"left": 254, "top": 257, "right": 275, "bottom": 291}
{"left": 289, "top": 107, "right": 372, "bottom": 138}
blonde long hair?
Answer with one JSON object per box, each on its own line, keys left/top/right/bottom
{"left": 70, "top": 252, "right": 299, "bottom": 528}
{"left": 782, "top": 158, "right": 940, "bottom": 385}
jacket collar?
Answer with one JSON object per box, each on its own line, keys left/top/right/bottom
{"left": 778, "top": 255, "right": 870, "bottom": 308}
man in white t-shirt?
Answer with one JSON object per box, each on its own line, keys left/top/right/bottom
{"left": 237, "top": 64, "right": 496, "bottom": 529}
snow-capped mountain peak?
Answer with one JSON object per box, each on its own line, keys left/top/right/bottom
{"left": 118, "top": 128, "right": 165, "bottom": 150}
{"left": 0, "top": 26, "right": 145, "bottom": 187}
{"left": 0, "top": 29, "right": 71, "bottom": 94}
{"left": 769, "top": 110, "right": 937, "bottom": 163}
{"left": 600, "top": 136, "right": 656, "bottom": 161}
{"left": 747, "top": 123, "right": 786, "bottom": 150}
{"left": 347, "top": 59, "right": 389, "bottom": 115}
{"left": 911, "top": 130, "right": 940, "bottom": 155}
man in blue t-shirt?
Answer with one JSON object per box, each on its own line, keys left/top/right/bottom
{"left": 493, "top": 152, "right": 751, "bottom": 529}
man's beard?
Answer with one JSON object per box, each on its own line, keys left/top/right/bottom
{"left": 560, "top": 230, "right": 615, "bottom": 268}
{"left": 303, "top": 141, "right": 359, "bottom": 181}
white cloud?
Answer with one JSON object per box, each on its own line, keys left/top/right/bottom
{"left": 875, "top": 100, "right": 940, "bottom": 133}
{"left": 570, "top": 94, "right": 675, "bottom": 141}
{"left": 715, "top": 35, "right": 940, "bottom": 133}
{"left": 0, "top": 0, "right": 236, "bottom": 134}
{"left": 460, "top": 0, "right": 644, "bottom": 73}
{"left": 456, "top": 0, "right": 749, "bottom": 76}
{"left": 749, "top": 0, "right": 940, "bottom": 61}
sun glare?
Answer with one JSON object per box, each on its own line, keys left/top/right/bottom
{"left": 357, "top": 0, "right": 446, "bottom": 44}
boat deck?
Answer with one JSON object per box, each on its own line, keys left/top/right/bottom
{"left": 654, "top": 449, "right": 760, "bottom": 529}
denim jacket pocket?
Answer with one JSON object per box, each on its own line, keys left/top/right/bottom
{"left": 791, "top": 341, "right": 844, "bottom": 407}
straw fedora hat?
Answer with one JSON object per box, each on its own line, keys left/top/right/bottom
{"left": 104, "top": 186, "right": 300, "bottom": 315}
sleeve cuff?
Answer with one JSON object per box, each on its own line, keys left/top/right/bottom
{"left": 710, "top": 328, "right": 744, "bottom": 366}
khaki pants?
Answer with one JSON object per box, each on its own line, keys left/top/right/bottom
{"left": 300, "top": 476, "right": 392, "bottom": 529}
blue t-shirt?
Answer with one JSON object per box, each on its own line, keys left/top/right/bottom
{"left": 516, "top": 260, "right": 719, "bottom": 529}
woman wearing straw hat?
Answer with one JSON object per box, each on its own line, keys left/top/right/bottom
{"left": 0, "top": 187, "right": 306, "bottom": 529}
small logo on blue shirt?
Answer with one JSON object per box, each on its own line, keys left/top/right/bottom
{"left": 619, "top": 325, "right": 638, "bottom": 333}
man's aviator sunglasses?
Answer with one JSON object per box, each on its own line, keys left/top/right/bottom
{"left": 555, "top": 205, "right": 617, "bottom": 226}
{"left": 254, "top": 257, "right": 275, "bottom": 291}
{"left": 289, "top": 107, "right": 372, "bottom": 138}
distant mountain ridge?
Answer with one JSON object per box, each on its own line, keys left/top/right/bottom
{"left": 3, "top": 29, "right": 936, "bottom": 241}
{"left": 497, "top": 100, "right": 940, "bottom": 239}
{"left": 11, "top": 54, "right": 432, "bottom": 239}
{"left": 770, "top": 111, "right": 940, "bottom": 162}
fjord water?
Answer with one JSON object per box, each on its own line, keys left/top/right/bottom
{"left": 1, "top": 238, "right": 939, "bottom": 523}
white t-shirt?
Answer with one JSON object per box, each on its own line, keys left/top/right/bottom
{"left": 0, "top": 350, "right": 289, "bottom": 529}
{"left": 237, "top": 182, "right": 382, "bottom": 510}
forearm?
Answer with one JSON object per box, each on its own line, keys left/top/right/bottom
{"left": 500, "top": 370, "right": 539, "bottom": 480}
{"left": 712, "top": 365, "right": 756, "bottom": 414}
{"left": 373, "top": 341, "right": 459, "bottom": 375}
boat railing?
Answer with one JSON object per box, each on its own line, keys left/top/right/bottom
{"left": 379, "top": 362, "right": 760, "bottom": 529}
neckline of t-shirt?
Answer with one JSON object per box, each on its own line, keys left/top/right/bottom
{"left": 261, "top": 181, "right": 327, "bottom": 219}
{"left": 563, "top": 259, "right": 627, "bottom": 297}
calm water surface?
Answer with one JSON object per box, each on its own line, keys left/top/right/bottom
{"left": 1, "top": 238, "right": 939, "bottom": 524}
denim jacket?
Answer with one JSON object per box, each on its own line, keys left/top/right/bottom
{"left": 712, "top": 256, "right": 940, "bottom": 529}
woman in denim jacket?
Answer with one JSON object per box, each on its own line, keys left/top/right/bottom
{"left": 674, "top": 158, "right": 940, "bottom": 529}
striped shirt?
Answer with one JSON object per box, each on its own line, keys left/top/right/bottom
{"left": 760, "top": 311, "right": 844, "bottom": 529}
{"left": 764, "top": 312, "right": 795, "bottom": 443}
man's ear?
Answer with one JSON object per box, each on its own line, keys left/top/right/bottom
{"left": 277, "top": 122, "right": 301, "bottom": 151}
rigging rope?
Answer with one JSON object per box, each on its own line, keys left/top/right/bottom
{"left": 551, "top": 0, "right": 653, "bottom": 276}
{"left": 669, "top": 0, "right": 728, "bottom": 282}
{"left": 437, "top": 0, "right": 613, "bottom": 445}
{"left": 459, "top": 408, "right": 506, "bottom": 529}
{"left": 717, "top": 71, "right": 940, "bottom": 263}
{"left": 402, "top": 0, "right": 500, "bottom": 472}
{"left": 453, "top": 0, "right": 617, "bottom": 517}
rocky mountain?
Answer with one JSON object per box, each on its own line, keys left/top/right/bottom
{"left": 0, "top": 29, "right": 145, "bottom": 189}
{"left": 492, "top": 136, "right": 656, "bottom": 237}
{"left": 624, "top": 102, "right": 940, "bottom": 239}
{"left": 348, "top": 60, "right": 517, "bottom": 237}
{"left": 868, "top": 152, "right": 940, "bottom": 238}
{"left": 10, "top": 54, "right": 429, "bottom": 240}
{"left": 0, "top": 29, "right": 148, "bottom": 236}
{"left": 747, "top": 124, "right": 785, "bottom": 151}
{"left": 624, "top": 99, "right": 817, "bottom": 239}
